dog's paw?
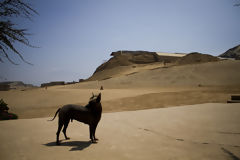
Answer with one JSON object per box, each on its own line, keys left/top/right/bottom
{"left": 91, "top": 140, "right": 98, "bottom": 144}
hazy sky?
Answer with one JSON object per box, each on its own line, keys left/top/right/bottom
{"left": 1, "top": 0, "right": 240, "bottom": 86}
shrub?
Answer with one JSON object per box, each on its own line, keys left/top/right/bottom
{"left": 0, "top": 99, "right": 18, "bottom": 120}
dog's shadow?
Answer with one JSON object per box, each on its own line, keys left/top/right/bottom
{"left": 44, "top": 140, "right": 92, "bottom": 151}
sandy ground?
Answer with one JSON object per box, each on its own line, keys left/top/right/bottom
{"left": 1, "top": 60, "right": 238, "bottom": 119}
{"left": 1, "top": 86, "right": 240, "bottom": 118}
{"left": 1, "top": 59, "right": 240, "bottom": 159}
{"left": 0, "top": 103, "right": 240, "bottom": 160}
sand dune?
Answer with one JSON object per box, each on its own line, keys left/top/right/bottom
{"left": 0, "top": 103, "right": 239, "bottom": 160}
{"left": 92, "top": 60, "right": 240, "bottom": 88}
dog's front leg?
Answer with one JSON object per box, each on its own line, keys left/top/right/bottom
{"left": 89, "top": 125, "right": 97, "bottom": 143}
{"left": 93, "top": 124, "right": 99, "bottom": 141}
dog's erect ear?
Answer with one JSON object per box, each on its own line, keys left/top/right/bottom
{"left": 96, "top": 93, "right": 101, "bottom": 103}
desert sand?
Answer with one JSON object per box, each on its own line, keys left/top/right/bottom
{"left": 0, "top": 103, "right": 240, "bottom": 160}
{"left": 0, "top": 60, "right": 240, "bottom": 119}
{"left": 1, "top": 85, "right": 240, "bottom": 119}
{"left": 0, "top": 59, "right": 240, "bottom": 159}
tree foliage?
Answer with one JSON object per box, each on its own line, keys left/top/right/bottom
{"left": 234, "top": 0, "right": 240, "bottom": 6}
{"left": 0, "top": 0, "right": 38, "bottom": 65}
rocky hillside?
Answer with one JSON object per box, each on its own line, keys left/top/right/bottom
{"left": 177, "top": 52, "right": 220, "bottom": 65}
{"left": 219, "top": 44, "right": 240, "bottom": 60}
{"left": 93, "top": 51, "right": 179, "bottom": 74}
{"left": 87, "top": 50, "right": 221, "bottom": 81}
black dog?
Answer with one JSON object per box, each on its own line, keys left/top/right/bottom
{"left": 49, "top": 93, "right": 102, "bottom": 145}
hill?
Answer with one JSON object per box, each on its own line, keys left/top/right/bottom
{"left": 219, "top": 44, "right": 240, "bottom": 59}
{"left": 177, "top": 52, "right": 220, "bottom": 65}
{"left": 87, "top": 51, "right": 221, "bottom": 81}
{"left": 89, "top": 60, "right": 240, "bottom": 88}
{"left": 93, "top": 51, "right": 179, "bottom": 73}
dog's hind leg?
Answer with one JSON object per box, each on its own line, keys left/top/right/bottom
{"left": 56, "top": 121, "right": 63, "bottom": 145}
{"left": 62, "top": 119, "right": 70, "bottom": 140}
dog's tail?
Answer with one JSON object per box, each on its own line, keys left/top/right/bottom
{"left": 48, "top": 108, "right": 61, "bottom": 121}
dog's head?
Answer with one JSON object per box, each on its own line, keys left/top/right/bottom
{"left": 89, "top": 93, "right": 101, "bottom": 103}
{"left": 88, "top": 93, "right": 102, "bottom": 111}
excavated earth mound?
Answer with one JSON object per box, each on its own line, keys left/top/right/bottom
{"left": 93, "top": 51, "right": 179, "bottom": 74}
{"left": 177, "top": 52, "right": 220, "bottom": 65}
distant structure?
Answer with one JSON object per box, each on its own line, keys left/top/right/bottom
{"left": 0, "top": 84, "right": 10, "bottom": 91}
{"left": 79, "top": 79, "right": 85, "bottom": 82}
{"left": 66, "top": 81, "right": 77, "bottom": 85}
{"left": 41, "top": 81, "right": 65, "bottom": 88}
{"left": 100, "top": 86, "right": 104, "bottom": 90}
{"left": 0, "top": 81, "right": 35, "bottom": 90}
{"left": 156, "top": 52, "right": 186, "bottom": 57}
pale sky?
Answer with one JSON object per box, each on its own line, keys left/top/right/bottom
{"left": 0, "top": 0, "right": 240, "bottom": 86}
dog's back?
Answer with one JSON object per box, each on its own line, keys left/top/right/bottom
{"left": 59, "top": 104, "right": 97, "bottom": 124}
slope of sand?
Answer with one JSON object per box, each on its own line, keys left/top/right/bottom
{"left": 88, "top": 60, "right": 240, "bottom": 88}
{"left": 0, "top": 103, "right": 240, "bottom": 160}
{"left": 86, "top": 62, "right": 165, "bottom": 81}
{"left": 57, "top": 60, "right": 240, "bottom": 90}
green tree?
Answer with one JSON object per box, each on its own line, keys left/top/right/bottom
{"left": 0, "top": 0, "right": 38, "bottom": 65}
